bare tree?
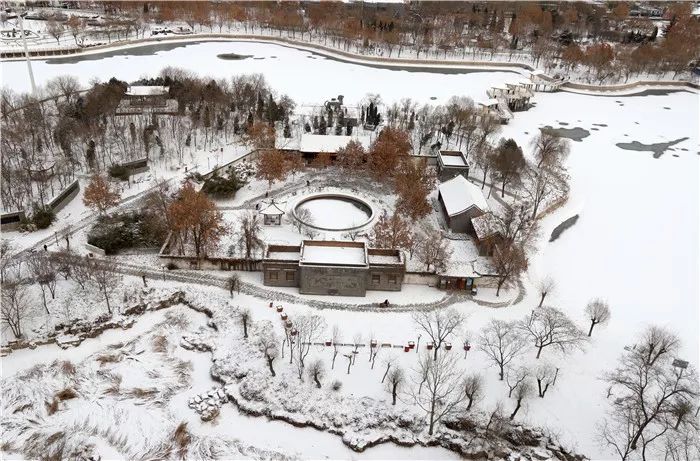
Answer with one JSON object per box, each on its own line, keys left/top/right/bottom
{"left": 531, "top": 131, "right": 570, "bottom": 171}
{"left": 519, "top": 306, "right": 586, "bottom": 359}
{"left": 330, "top": 324, "right": 342, "bottom": 369}
{"left": 411, "top": 351, "right": 466, "bottom": 435}
{"left": 293, "top": 315, "right": 326, "bottom": 380}
{"left": 534, "top": 362, "right": 557, "bottom": 398}
{"left": 600, "top": 326, "right": 699, "bottom": 460}
{"left": 288, "top": 207, "right": 312, "bottom": 233}
{"left": 492, "top": 242, "right": 528, "bottom": 297}
{"left": 236, "top": 211, "right": 264, "bottom": 263}
{"left": 381, "top": 354, "right": 397, "bottom": 383}
{"left": 479, "top": 319, "right": 527, "bottom": 380}
{"left": 536, "top": 276, "right": 555, "bottom": 307}
{"left": 509, "top": 380, "right": 533, "bottom": 420}
{"left": 417, "top": 231, "right": 452, "bottom": 273}
{"left": 505, "top": 366, "right": 529, "bottom": 398}
{"left": 28, "top": 253, "right": 56, "bottom": 314}
{"left": 1, "top": 280, "right": 32, "bottom": 338}
{"left": 463, "top": 373, "right": 484, "bottom": 411}
{"left": 239, "top": 307, "right": 251, "bottom": 339}
{"left": 226, "top": 274, "right": 241, "bottom": 297}
{"left": 385, "top": 366, "right": 405, "bottom": 405}
{"left": 87, "top": 257, "right": 122, "bottom": 315}
{"left": 255, "top": 320, "right": 279, "bottom": 376}
{"left": 412, "top": 308, "right": 465, "bottom": 360}
{"left": 307, "top": 359, "right": 325, "bottom": 388}
{"left": 585, "top": 298, "right": 611, "bottom": 337}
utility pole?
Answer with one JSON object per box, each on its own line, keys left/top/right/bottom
{"left": 18, "top": 12, "right": 37, "bottom": 96}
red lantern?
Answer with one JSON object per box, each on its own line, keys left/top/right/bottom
{"left": 290, "top": 329, "right": 298, "bottom": 336}
{"left": 370, "top": 339, "right": 378, "bottom": 348}
{"left": 426, "top": 342, "right": 434, "bottom": 350}
{"left": 269, "top": 302, "right": 273, "bottom": 308}
{"left": 463, "top": 343, "right": 471, "bottom": 351}
{"left": 285, "top": 320, "right": 293, "bottom": 329}
{"left": 445, "top": 342, "right": 453, "bottom": 351}
{"left": 276, "top": 306, "right": 283, "bottom": 313}
{"left": 325, "top": 340, "right": 332, "bottom": 346}
{"left": 280, "top": 313, "right": 288, "bottom": 320}
{"left": 404, "top": 346, "right": 410, "bottom": 352}
{"left": 408, "top": 341, "right": 415, "bottom": 349}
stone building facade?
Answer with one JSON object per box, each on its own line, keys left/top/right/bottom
{"left": 262, "top": 240, "right": 405, "bottom": 297}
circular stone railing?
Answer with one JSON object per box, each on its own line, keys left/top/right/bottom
{"left": 293, "top": 193, "right": 374, "bottom": 232}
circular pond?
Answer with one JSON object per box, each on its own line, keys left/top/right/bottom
{"left": 294, "top": 194, "right": 374, "bottom": 231}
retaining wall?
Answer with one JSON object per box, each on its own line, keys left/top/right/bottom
{"left": 47, "top": 179, "right": 80, "bottom": 213}
{"left": 85, "top": 242, "right": 106, "bottom": 257}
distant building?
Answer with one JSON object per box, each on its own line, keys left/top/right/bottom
{"left": 438, "top": 175, "right": 489, "bottom": 234}
{"left": 276, "top": 133, "right": 371, "bottom": 163}
{"left": 116, "top": 85, "right": 178, "bottom": 115}
{"left": 262, "top": 240, "right": 405, "bottom": 297}
{"left": 437, "top": 150, "right": 470, "bottom": 181}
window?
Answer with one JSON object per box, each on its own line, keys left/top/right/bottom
{"left": 388, "top": 275, "right": 397, "bottom": 284}
{"left": 286, "top": 271, "right": 295, "bottom": 281}
{"left": 269, "top": 271, "right": 278, "bottom": 281}
{"left": 371, "top": 274, "right": 381, "bottom": 284}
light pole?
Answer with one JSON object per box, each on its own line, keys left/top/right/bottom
{"left": 18, "top": 12, "right": 37, "bottom": 96}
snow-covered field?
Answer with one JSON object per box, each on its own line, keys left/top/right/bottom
{"left": 1, "top": 41, "right": 698, "bottom": 460}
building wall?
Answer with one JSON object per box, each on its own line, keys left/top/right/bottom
{"left": 438, "top": 164, "right": 470, "bottom": 182}
{"left": 262, "top": 262, "right": 299, "bottom": 287}
{"left": 366, "top": 266, "right": 404, "bottom": 291}
{"left": 299, "top": 265, "right": 367, "bottom": 296}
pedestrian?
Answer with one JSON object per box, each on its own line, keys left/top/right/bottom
{"left": 306, "top": 180, "right": 310, "bottom": 187}
{"left": 265, "top": 191, "right": 269, "bottom": 198}
{"left": 141, "top": 273, "right": 147, "bottom": 287}
{"left": 43, "top": 244, "right": 48, "bottom": 252}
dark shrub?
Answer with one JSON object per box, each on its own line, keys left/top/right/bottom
{"left": 201, "top": 172, "right": 242, "bottom": 198}
{"left": 87, "top": 212, "right": 164, "bottom": 255}
{"left": 32, "top": 206, "right": 55, "bottom": 229}
{"left": 166, "top": 262, "right": 178, "bottom": 270}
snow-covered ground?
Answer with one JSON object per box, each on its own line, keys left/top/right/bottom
{"left": 1, "top": 42, "right": 698, "bottom": 459}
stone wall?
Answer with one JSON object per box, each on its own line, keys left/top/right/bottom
{"left": 299, "top": 265, "right": 367, "bottom": 296}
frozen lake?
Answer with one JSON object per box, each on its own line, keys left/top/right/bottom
{"left": 1, "top": 40, "right": 699, "bottom": 459}
{"left": 0, "top": 40, "right": 519, "bottom": 105}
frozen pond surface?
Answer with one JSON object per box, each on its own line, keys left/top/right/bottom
{"left": 296, "top": 195, "right": 373, "bottom": 231}
{"left": 0, "top": 40, "right": 518, "bottom": 105}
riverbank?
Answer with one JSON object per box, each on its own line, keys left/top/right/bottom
{"left": 3, "top": 33, "right": 698, "bottom": 94}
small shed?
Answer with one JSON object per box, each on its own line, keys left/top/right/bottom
{"left": 259, "top": 200, "right": 285, "bottom": 225}
{"left": 438, "top": 175, "right": 489, "bottom": 234}
{"left": 437, "top": 150, "right": 470, "bottom": 181}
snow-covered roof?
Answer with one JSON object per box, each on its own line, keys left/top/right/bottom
{"left": 300, "top": 241, "right": 367, "bottom": 267}
{"left": 471, "top": 213, "right": 500, "bottom": 240}
{"left": 439, "top": 150, "right": 468, "bottom": 167}
{"left": 438, "top": 175, "right": 489, "bottom": 217}
{"left": 292, "top": 134, "right": 371, "bottom": 153}
{"left": 479, "top": 98, "right": 499, "bottom": 107}
{"left": 126, "top": 85, "right": 169, "bottom": 96}
{"left": 259, "top": 200, "right": 286, "bottom": 215}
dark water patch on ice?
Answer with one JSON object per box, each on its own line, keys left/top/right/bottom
{"left": 550, "top": 215, "right": 579, "bottom": 242}
{"left": 217, "top": 52, "right": 253, "bottom": 60}
{"left": 558, "top": 122, "right": 570, "bottom": 126}
{"left": 524, "top": 132, "right": 529, "bottom": 135}
{"left": 680, "top": 148, "right": 688, "bottom": 151}
{"left": 593, "top": 123, "right": 608, "bottom": 127}
{"left": 430, "top": 96, "right": 437, "bottom": 100}
{"left": 540, "top": 126, "right": 590, "bottom": 142}
{"left": 673, "top": 154, "right": 679, "bottom": 157}
{"left": 615, "top": 137, "right": 689, "bottom": 159}
{"left": 664, "top": 107, "right": 671, "bottom": 110}
{"left": 591, "top": 127, "right": 599, "bottom": 131}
